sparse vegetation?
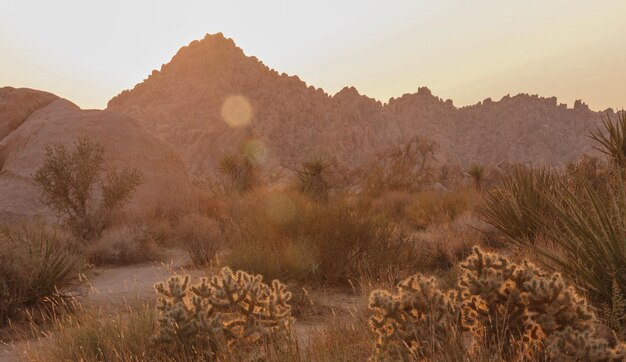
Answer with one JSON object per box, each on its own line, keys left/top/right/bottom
{"left": 466, "top": 163, "right": 487, "bottom": 191}
{"left": 154, "top": 268, "right": 295, "bottom": 360}
{"left": 295, "top": 157, "right": 331, "bottom": 202}
{"left": 218, "top": 152, "right": 258, "bottom": 194}
{"left": 34, "top": 134, "right": 143, "bottom": 241}
{"left": 0, "top": 223, "right": 83, "bottom": 327}
{"left": 590, "top": 110, "right": 626, "bottom": 168}
{"left": 477, "top": 165, "right": 559, "bottom": 243}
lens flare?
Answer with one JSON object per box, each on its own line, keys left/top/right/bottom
{"left": 243, "top": 139, "right": 268, "bottom": 165}
{"left": 220, "top": 95, "right": 252, "bottom": 127}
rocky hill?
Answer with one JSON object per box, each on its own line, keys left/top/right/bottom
{"left": 0, "top": 87, "right": 192, "bottom": 218}
{"left": 108, "top": 33, "right": 611, "bottom": 185}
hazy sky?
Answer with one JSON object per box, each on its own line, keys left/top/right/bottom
{"left": 1, "top": 1, "right": 625, "bottom": 110}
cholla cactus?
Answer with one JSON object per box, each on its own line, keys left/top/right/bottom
{"left": 547, "top": 327, "right": 626, "bottom": 361}
{"left": 368, "top": 274, "right": 457, "bottom": 360}
{"left": 458, "top": 246, "right": 595, "bottom": 357}
{"left": 154, "top": 267, "right": 293, "bottom": 359}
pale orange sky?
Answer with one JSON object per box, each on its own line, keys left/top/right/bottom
{"left": 1, "top": 1, "right": 624, "bottom": 110}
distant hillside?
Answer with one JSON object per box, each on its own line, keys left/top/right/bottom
{"left": 107, "top": 33, "right": 612, "bottom": 183}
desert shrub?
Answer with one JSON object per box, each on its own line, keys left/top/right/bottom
{"left": 477, "top": 165, "right": 559, "bottom": 243}
{"left": 34, "top": 134, "right": 143, "bottom": 241}
{"left": 303, "top": 315, "right": 373, "bottom": 362}
{"left": 224, "top": 191, "right": 416, "bottom": 285}
{"left": 218, "top": 152, "right": 258, "bottom": 194}
{"left": 405, "top": 189, "right": 477, "bottom": 229}
{"left": 466, "top": 163, "right": 487, "bottom": 191}
{"left": 590, "top": 110, "right": 626, "bottom": 168}
{"left": 0, "top": 223, "right": 83, "bottom": 326}
{"left": 295, "top": 157, "right": 331, "bottom": 202}
{"left": 28, "top": 305, "right": 158, "bottom": 362}
{"left": 86, "top": 223, "right": 160, "bottom": 266}
{"left": 153, "top": 267, "right": 295, "bottom": 360}
{"left": 175, "top": 213, "right": 223, "bottom": 266}
{"left": 369, "top": 189, "right": 477, "bottom": 230}
{"left": 365, "top": 136, "right": 437, "bottom": 194}
{"left": 369, "top": 247, "right": 626, "bottom": 361}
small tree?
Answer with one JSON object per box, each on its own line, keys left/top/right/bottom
{"left": 466, "top": 163, "right": 487, "bottom": 191}
{"left": 34, "top": 134, "right": 143, "bottom": 241}
{"left": 296, "top": 157, "right": 331, "bottom": 202}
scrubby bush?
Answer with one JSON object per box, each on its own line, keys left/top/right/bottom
{"left": 34, "top": 134, "right": 143, "bottom": 241}
{"left": 295, "top": 157, "right": 331, "bottom": 202}
{"left": 365, "top": 136, "right": 437, "bottom": 194}
{"left": 85, "top": 222, "right": 160, "bottom": 266}
{"left": 174, "top": 213, "right": 223, "bottom": 267}
{"left": 224, "top": 191, "right": 416, "bottom": 285}
{"left": 28, "top": 306, "right": 158, "bottom": 361}
{"left": 369, "top": 247, "right": 626, "bottom": 361}
{"left": 153, "top": 267, "right": 295, "bottom": 360}
{"left": 0, "top": 223, "right": 83, "bottom": 326}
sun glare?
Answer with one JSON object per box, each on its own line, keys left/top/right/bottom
{"left": 220, "top": 95, "right": 253, "bottom": 127}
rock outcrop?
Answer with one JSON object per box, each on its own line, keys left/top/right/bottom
{"left": 0, "top": 88, "right": 192, "bottom": 218}
{"left": 108, "top": 33, "right": 610, "bottom": 184}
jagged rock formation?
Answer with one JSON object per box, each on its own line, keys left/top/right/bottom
{"left": 108, "top": 33, "right": 611, "bottom": 185}
{"left": 0, "top": 88, "right": 192, "bottom": 218}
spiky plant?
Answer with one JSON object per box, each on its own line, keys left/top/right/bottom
{"left": 589, "top": 110, "right": 626, "bottom": 168}
{"left": 477, "top": 165, "right": 559, "bottom": 243}
{"left": 154, "top": 267, "right": 294, "bottom": 360}
{"left": 525, "top": 178, "right": 626, "bottom": 316}
{"left": 218, "top": 153, "right": 257, "bottom": 194}
{"left": 466, "top": 163, "right": 487, "bottom": 191}
{"left": 296, "top": 157, "right": 331, "bottom": 202}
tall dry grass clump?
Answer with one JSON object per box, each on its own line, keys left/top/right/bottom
{"left": 223, "top": 191, "right": 416, "bottom": 285}
{"left": 0, "top": 223, "right": 83, "bottom": 327}
{"left": 85, "top": 222, "right": 161, "bottom": 266}
{"left": 174, "top": 213, "right": 223, "bottom": 266}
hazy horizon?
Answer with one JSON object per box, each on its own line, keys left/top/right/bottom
{"left": 1, "top": 0, "right": 625, "bottom": 110}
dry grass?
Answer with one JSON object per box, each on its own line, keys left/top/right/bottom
{"left": 222, "top": 190, "right": 417, "bottom": 285}
{"left": 86, "top": 222, "right": 161, "bottom": 266}
{"left": 0, "top": 222, "right": 84, "bottom": 328}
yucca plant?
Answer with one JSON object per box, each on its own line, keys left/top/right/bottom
{"left": 218, "top": 153, "right": 257, "bottom": 194}
{"left": 526, "top": 179, "right": 626, "bottom": 312}
{"left": 466, "top": 163, "right": 487, "bottom": 191}
{"left": 0, "top": 223, "right": 83, "bottom": 326}
{"left": 589, "top": 110, "right": 626, "bottom": 168}
{"left": 296, "top": 157, "right": 331, "bottom": 202}
{"left": 477, "top": 165, "right": 559, "bottom": 243}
